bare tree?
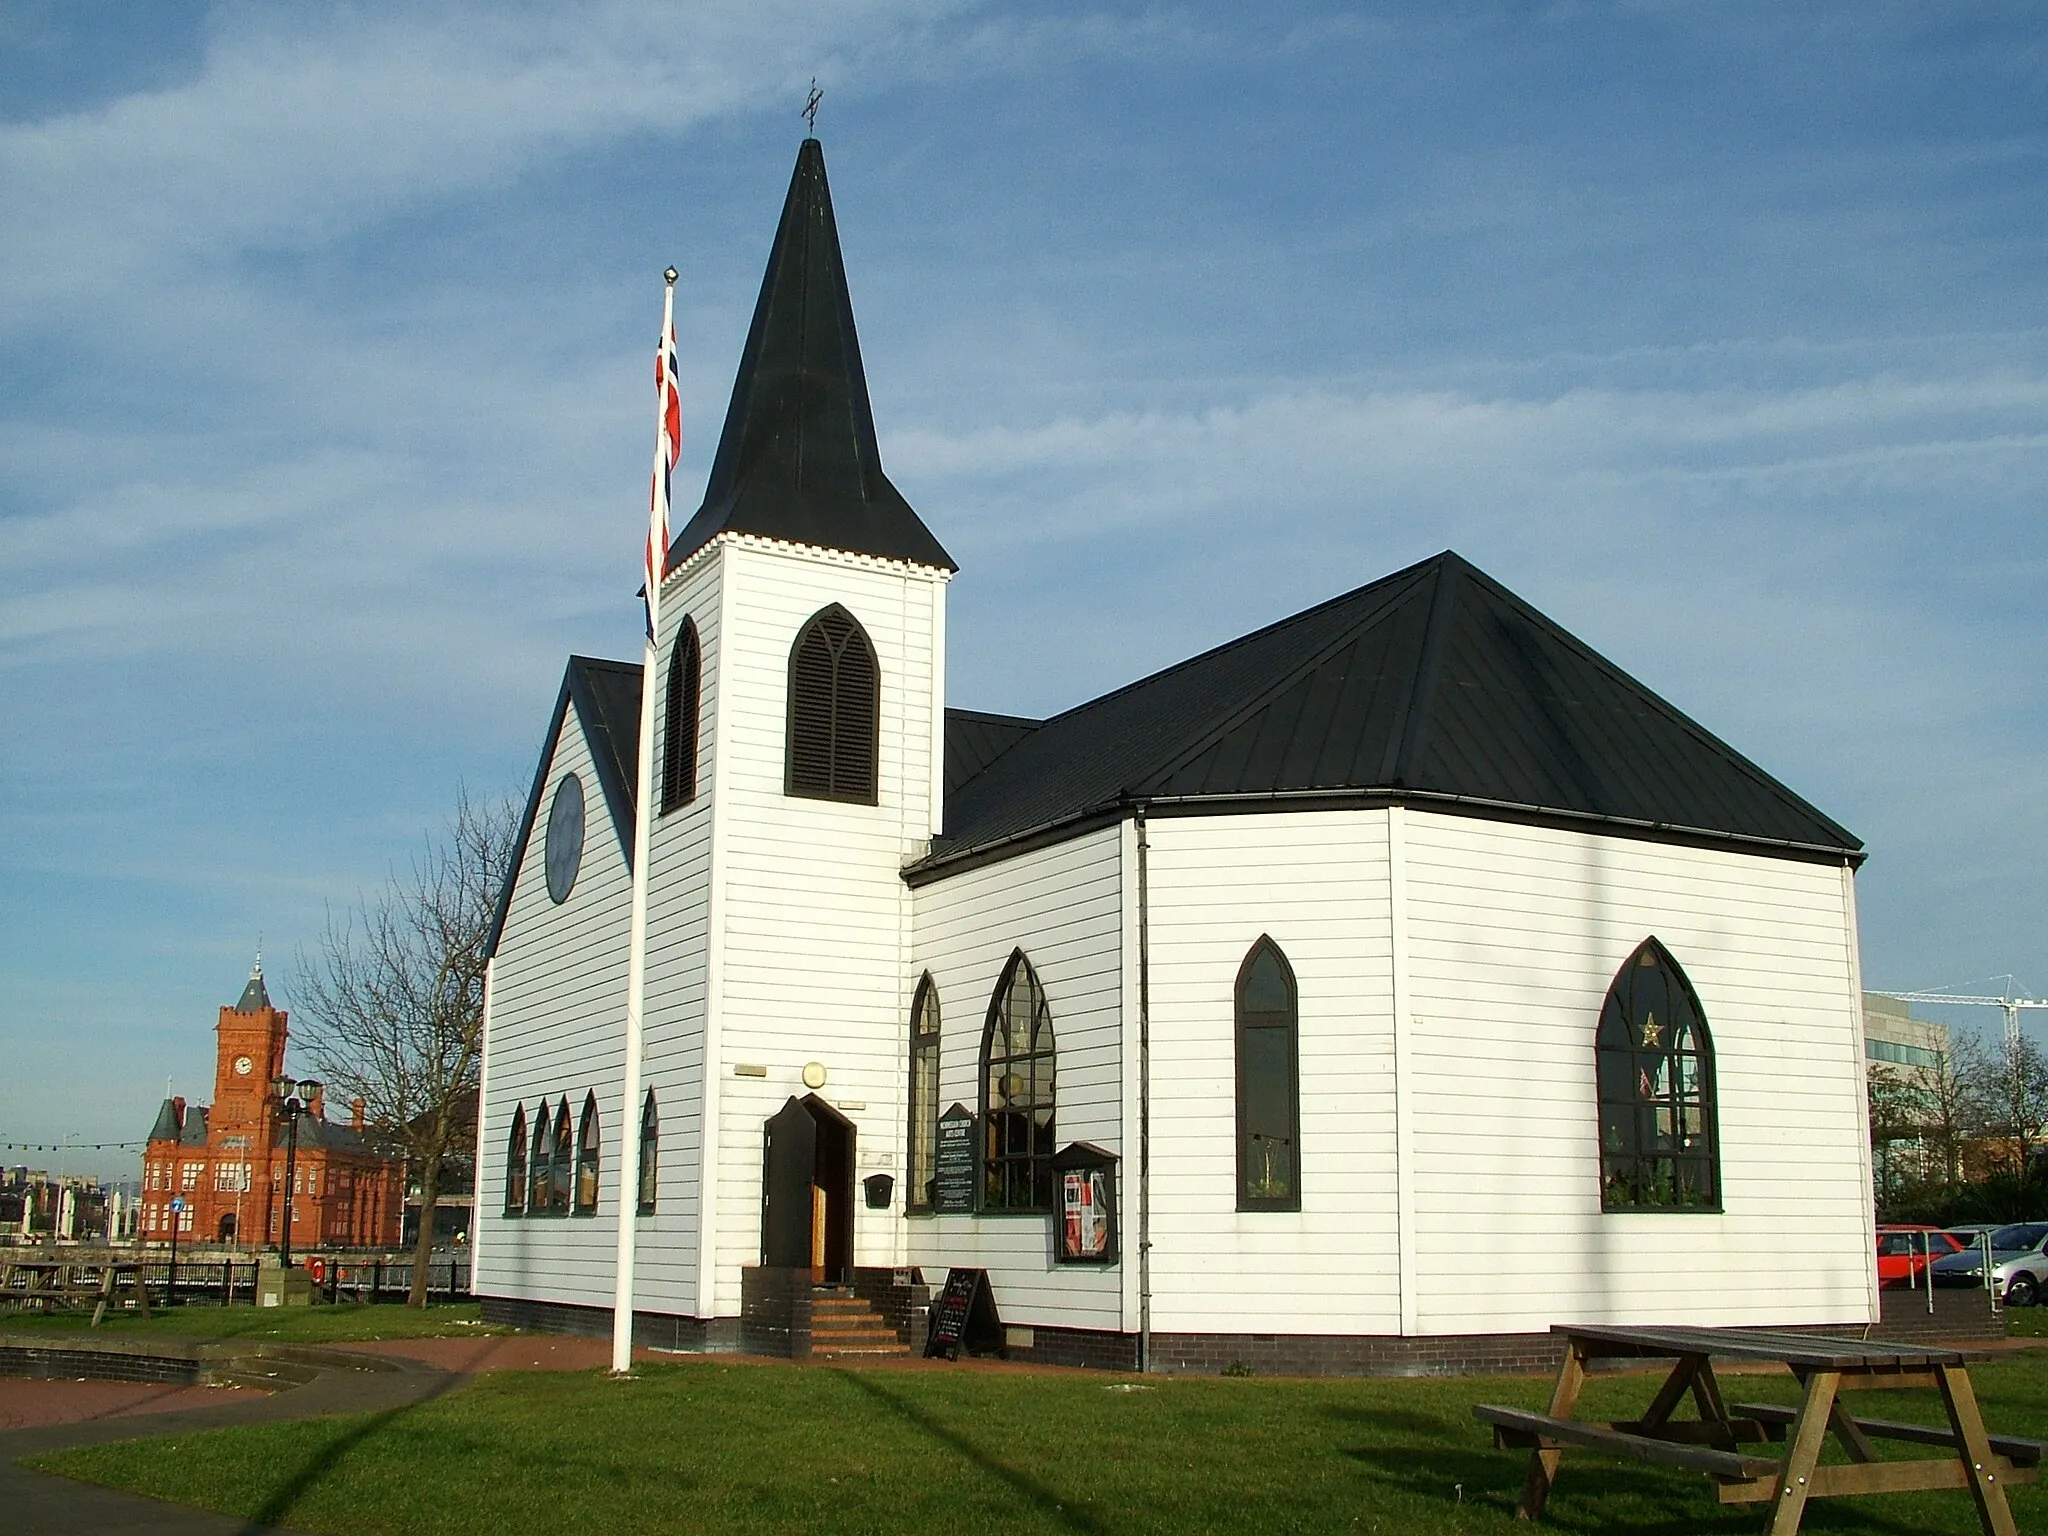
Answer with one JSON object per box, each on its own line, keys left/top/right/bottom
{"left": 1867, "top": 1062, "right": 1922, "bottom": 1205}
{"left": 293, "top": 788, "right": 518, "bottom": 1306}
{"left": 1919, "top": 1032, "right": 1991, "bottom": 1189}
{"left": 1973, "top": 1033, "right": 2048, "bottom": 1185}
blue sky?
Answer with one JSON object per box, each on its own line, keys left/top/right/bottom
{"left": 3, "top": 2, "right": 2043, "bottom": 1178}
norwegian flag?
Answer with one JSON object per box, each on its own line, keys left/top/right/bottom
{"left": 645, "top": 272, "right": 681, "bottom": 636}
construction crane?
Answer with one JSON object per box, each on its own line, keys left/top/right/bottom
{"left": 1870, "top": 977, "right": 2048, "bottom": 1062}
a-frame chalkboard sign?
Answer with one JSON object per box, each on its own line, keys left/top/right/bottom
{"left": 923, "top": 1266, "right": 1004, "bottom": 1360}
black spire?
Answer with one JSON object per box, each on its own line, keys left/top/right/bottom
{"left": 667, "top": 138, "right": 954, "bottom": 573}
{"left": 233, "top": 952, "right": 270, "bottom": 1012}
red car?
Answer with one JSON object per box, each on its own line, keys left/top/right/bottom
{"left": 1876, "top": 1225, "right": 1964, "bottom": 1286}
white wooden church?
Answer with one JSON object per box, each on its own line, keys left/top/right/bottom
{"left": 473, "top": 138, "right": 1877, "bottom": 1372}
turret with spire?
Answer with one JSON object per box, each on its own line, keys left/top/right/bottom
{"left": 234, "top": 948, "right": 271, "bottom": 1013}
{"left": 588, "top": 127, "right": 957, "bottom": 1320}
{"left": 666, "top": 136, "right": 954, "bottom": 575}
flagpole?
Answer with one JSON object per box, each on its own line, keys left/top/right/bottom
{"left": 613, "top": 268, "right": 677, "bottom": 1374}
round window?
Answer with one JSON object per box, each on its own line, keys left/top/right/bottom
{"left": 544, "top": 774, "right": 585, "bottom": 904}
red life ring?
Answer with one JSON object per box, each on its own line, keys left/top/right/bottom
{"left": 308, "top": 1257, "right": 327, "bottom": 1284}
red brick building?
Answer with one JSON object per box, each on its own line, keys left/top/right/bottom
{"left": 140, "top": 963, "right": 404, "bottom": 1250}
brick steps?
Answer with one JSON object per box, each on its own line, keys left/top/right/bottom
{"left": 809, "top": 1285, "right": 908, "bottom": 1358}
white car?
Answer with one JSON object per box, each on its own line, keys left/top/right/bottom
{"left": 1934, "top": 1222, "right": 2048, "bottom": 1306}
{"left": 1997, "top": 1237, "right": 2048, "bottom": 1308}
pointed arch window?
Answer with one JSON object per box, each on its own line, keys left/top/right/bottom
{"left": 637, "top": 1089, "right": 659, "bottom": 1216}
{"left": 1236, "top": 937, "right": 1301, "bottom": 1211}
{"left": 661, "top": 618, "right": 701, "bottom": 814}
{"left": 575, "top": 1093, "right": 601, "bottom": 1214}
{"left": 1597, "top": 939, "right": 1720, "bottom": 1212}
{"left": 548, "top": 1098, "right": 574, "bottom": 1213}
{"left": 504, "top": 1105, "right": 528, "bottom": 1215}
{"left": 907, "top": 976, "right": 941, "bottom": 1212}
{"left": 786, "top": 604, "right": 878, "bottom": 804}
{"left": 526, "top": 1100, "right": 551, "bottom": 1215}
{"left": 981, "top": 952, "right": 1056, "bottom": 1212}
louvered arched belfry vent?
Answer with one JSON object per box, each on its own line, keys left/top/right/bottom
{"left": 786, "top": 604, "right": 878, "bottom": 802}
{"left": 661, "top": 617, "right": 701, "bottom": 814}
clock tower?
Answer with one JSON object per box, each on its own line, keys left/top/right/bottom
{"left": 142, "top": 957, "right": 405, "bottom": 1250}
{"left": 213, "top": 957, "right": 287, "bottom": 1139}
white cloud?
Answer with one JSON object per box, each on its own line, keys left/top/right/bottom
{"left": 0, "top": 0, "right": 975, "bottom": 318}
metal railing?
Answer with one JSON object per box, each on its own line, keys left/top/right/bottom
{"left": 0, "top": 1252, "right": 471, "bottom": 1313}
{"left": 1898, "top": 1230, "right": 2005, "bottom": 1315}
{"left": 312, "top": 1255, "right": 472, "bottom": 1305}
{"left": 1900, "top": 1230, "right": 1938, "bottom": 1314}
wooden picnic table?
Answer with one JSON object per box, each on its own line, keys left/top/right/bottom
{"left": 1475, "top": 1322, "right": 2039, "bottom": 1535}
{"left": 0, "top": 1256, "right": 154, "bottom": 1326}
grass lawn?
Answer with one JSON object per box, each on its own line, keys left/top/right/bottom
{"left": 31, "top": 1352, "right": 2048, "bottom": 1535}
{"left": 0, "top": 1300, "right": 507, "bottom": 1343}
{"left": 2005, "top": 1306, "right": 2048, "bottom": 1338}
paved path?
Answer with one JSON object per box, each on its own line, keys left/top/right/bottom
{"left": 0, "top": 1378, "right": 271, "bottom": 1431}
{"left": 343, "top": 1333, "right": 621, "bottom": 1373}
{"left": 0, "top": 1344, "right": 458, "bottom": 1535}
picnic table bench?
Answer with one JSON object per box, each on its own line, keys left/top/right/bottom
{"left": 0, "top": 1257, "right": 154, "bottom": 1326}
{"left": 1475, "top": 1323, "right": 2042, "bottom": 1535}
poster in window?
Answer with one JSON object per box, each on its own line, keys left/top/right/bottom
{"left": 1051, "top": 1142, "right": 1118, "bottom": 1265}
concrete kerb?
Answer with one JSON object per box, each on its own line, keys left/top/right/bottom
{"left": 0, "top": 1335, "right": 457, "bottom": 1536}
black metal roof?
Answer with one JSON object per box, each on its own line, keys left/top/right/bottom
{"left": 147, "top": 1098, "right": 183, "bottom": 1143}
{"left": 232, "top": 964, "right": 270, "bottom": 1013}
{"left": 944, "top": 709, "right": 1042, "bottom": 797}
{"left": 916, "top": 551, "right": 1861, "bottom": 877}
{"left": 666, "top": 138, "right": 954, "bottom": 574}
{"left": 485, "top": 655, "right": 644, "bottom": 957}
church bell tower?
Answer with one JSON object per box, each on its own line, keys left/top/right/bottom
{"left": 644, "top": 135, "right": 956, "bottom": 1316}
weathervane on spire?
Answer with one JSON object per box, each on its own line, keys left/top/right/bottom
{"left": 803, "top": 78, "right": 822, "bottom": 137}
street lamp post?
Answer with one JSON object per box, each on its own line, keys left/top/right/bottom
{"left": 167, "top": 1195, "right": 184, "bottom": 1306}
{"left": 271, "top": 1077, "right": 322, "bottom": 1270}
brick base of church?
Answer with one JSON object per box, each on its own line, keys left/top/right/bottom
{"left": 1004, "top": 1289, "right": 2004, "bottom": 1376}
{"left": 739, "top": 1266, "right": 934, "bottom": 1357}
{"left": 478, "top": 1294, "right": 738, "bottom": 1352}
{"left": 998, "top": 1326, "right": 1562, "bottom": 1376}
{"left": 484, "top": 1283, "right": 2003, "bottom": 1372}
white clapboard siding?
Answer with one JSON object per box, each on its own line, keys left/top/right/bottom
{"left": 907, "top": 825, "right": 1125, "bottom": 1331}
{"left": 1398, "top": 809, "right": 1870, "bottom": 1334}
{"left": 473, "top": 697, "right": 633, "bottom": 1309}
{"left": 630, "top": 552, "right": 727, "bottom": 1312}
{"left": 699, "top": 539, "right": 947, "bottom": 1315}
{"left": 1141, "top": 810, "right": 1401, "bottom": 1336}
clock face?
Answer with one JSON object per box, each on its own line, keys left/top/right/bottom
{"left": 544, "top": 773, "right": 585, "bottom": 904}
{"left": 234, "top": 1055, "right": 253, "bottom": 1076}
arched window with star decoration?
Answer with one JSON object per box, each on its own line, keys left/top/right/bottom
{"left": 1596, "top": 938, "right": 1720, "bottom": 1212}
